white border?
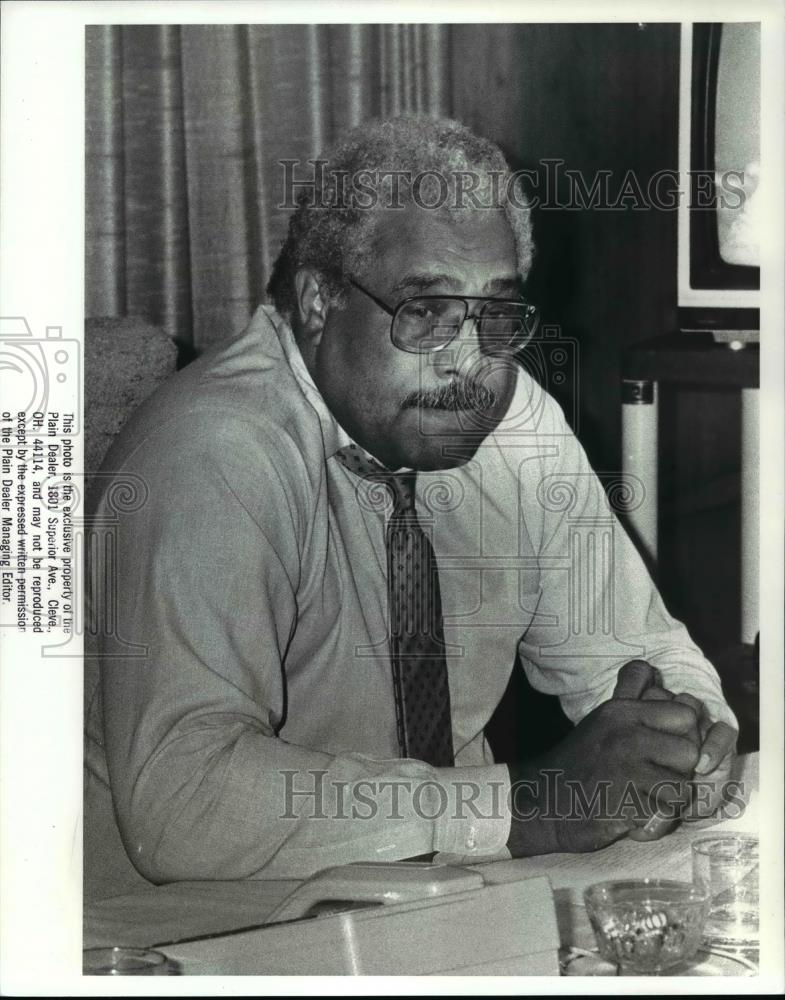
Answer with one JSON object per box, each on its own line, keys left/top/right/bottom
{"left": 1, "top": 0, "right": 782, "bottom": 995}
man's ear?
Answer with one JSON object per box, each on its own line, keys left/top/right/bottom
{"left": 293, "top": 269, "right": 328, "bottom": 344}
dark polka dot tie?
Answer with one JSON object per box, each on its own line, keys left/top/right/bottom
{"left": 335, "top": 443, "right": 455, "bottom": 767}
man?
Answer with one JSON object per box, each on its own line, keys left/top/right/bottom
{"left": 84, "top": 116, "right": 736, "bottom": 898}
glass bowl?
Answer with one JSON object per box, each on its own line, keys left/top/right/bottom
{"left": 83, "top": 946, "right": 175, "bottom": 975}
{"left": 583, "top": 879, "right": 710, "bottom": 973}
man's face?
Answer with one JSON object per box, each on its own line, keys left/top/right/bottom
{"left": 309, "top": 203, "right": 521, "bottom": 471}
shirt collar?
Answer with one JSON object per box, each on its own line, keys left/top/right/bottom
{"left": 267, "top": 307, "right": 417, "bottom": 473}
{"left": 255, "top": 304, "right": 351, "bottom": 459}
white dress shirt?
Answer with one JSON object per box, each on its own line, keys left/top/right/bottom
{"left": 83, "top": 305, "right": 736, "bottom": 895}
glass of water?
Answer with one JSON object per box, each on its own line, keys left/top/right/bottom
{"left": 691, "top": 834, "right": 759, "bottom": 948}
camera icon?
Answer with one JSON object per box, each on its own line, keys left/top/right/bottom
{"left": 411, "top": 323, "right": 579, "bottom": 439}
{"left": 514, "top": 324, "right": 580, "bottom": 433}
{"left": 0, "top": 317, "right": 81, "bottom": 434}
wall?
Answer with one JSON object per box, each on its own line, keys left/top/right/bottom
{"left": 452, "top": 22, "right": 682, "bottom": 468}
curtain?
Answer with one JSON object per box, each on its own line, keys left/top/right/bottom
{"left": 86, "top": 24, "right": 451, "bottom": 351}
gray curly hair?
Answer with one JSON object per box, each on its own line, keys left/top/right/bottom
{"left": 267, "top": 116, "right": 534, "bottom": 319}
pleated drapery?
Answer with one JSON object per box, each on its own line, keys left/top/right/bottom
{"left": 86, "top": 24, "right": 451, "bottom": 350}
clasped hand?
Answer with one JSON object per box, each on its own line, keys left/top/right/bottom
{"left": 507, "top": 660, "right": 737, "bottom": 856}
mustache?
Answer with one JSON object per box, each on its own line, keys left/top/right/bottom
{"left": 402, "top": 379, "right": 497, "bottom": 412}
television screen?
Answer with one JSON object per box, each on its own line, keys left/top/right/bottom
{"left": 715, "top": 23, "right": 761, "bottom": 268}
{"left": 678, "top": 22, "right": 760, "bottom": 331}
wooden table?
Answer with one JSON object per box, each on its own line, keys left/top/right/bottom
{"left": 84, "top": 754, "right": 758, "bottom": 975}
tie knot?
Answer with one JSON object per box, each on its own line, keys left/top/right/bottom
{"left": 385, "top": 472, "right": 417, "bottom": 512}
{"left": 335, "top": 445, "right": 417, "bottom": 513}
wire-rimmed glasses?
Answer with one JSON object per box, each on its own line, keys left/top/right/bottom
{"left": 349, "top": 277, "right": 539, "bottom": 355}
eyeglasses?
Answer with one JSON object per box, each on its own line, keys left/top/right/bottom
{"left": 348, "top": 277, "right": 539, "bottom": 355}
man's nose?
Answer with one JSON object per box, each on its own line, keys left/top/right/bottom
{"left": 428, "top": 316, "right": 484, "bottom": 377}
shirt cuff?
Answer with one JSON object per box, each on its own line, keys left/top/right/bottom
{"left": 428, "top": 763, "right": 512, "bottom": 857}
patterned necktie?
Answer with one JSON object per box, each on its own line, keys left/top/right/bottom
{"left": 336, "top": 443, "right": 455, "bottom": 767}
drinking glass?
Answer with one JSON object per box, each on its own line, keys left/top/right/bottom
{"left": 691, "top": 834, "right": 759, "bottom": 948}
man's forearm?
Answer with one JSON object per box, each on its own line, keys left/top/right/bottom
{"left": 108, "top": 717, "right": 514, "bottom": 881}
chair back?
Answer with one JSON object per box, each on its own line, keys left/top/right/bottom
{"left": 85, "top": 316, "right": 178, "bottom": 473}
